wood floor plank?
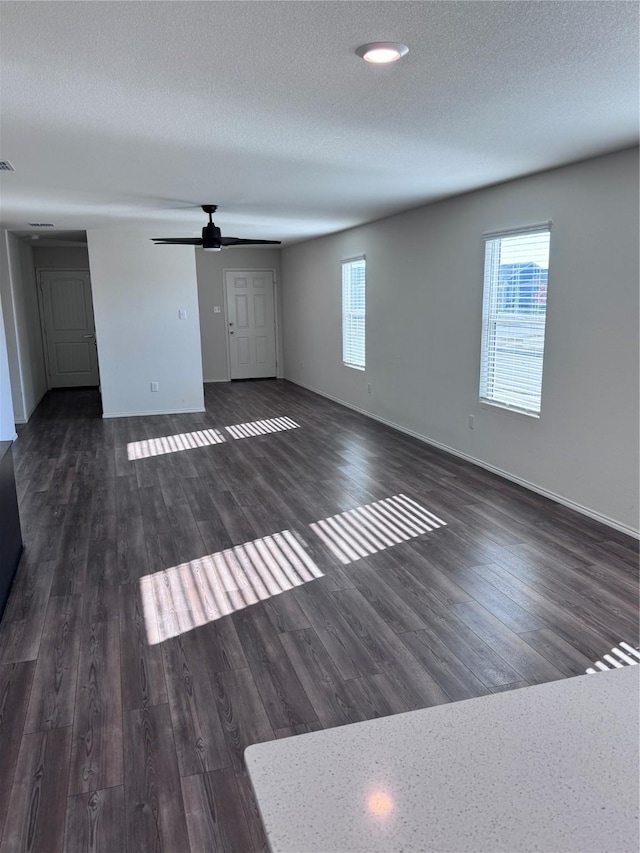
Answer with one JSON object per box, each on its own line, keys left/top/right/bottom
{"left": 24, "top": 595, "right": 82, "bottom": 733}
{"left": 198, "top": 615, "right": 249, "bottom": 675}
{"left": 331, "top": 588, "right": 452, "bottom": 711}
{"left": 181, "top": 769, "right": 256, "bottom": 853}
{"left": 498, "top": 546, "right": 639, "bottom": 641}
{"left": 211, "top": 667, "right": 274, "bottom": 771}
{"left": 234, "top": 767, "right": 270, "bottom": 853}
{"left": 119, "top": 582, "right": 168, "bottom": 711}
{"left": 0, "top": 661, "right": 36, "bottom": 842}
{"left": 518, "top": 627, "right": 595, "bottom": 677}
{"left": 344, "top": 672, "right": 411, "bottom": 720}
{"left": 115, "top": 473, "right": 142, "bottom": 518}
{"left": 63, "top": 786, "right": 125, "bottom": 853}
{"left": 0, "top": 727, "right": 72, "bottom": 853}
{"left": 82, "top": 539, "right": 120, "bottom": 625}
{"left": 279, "top": 628, "right": 368, "bottom": 728}
{"left": 489, "top": 681, "right": 531, "bottom": 694}
{"left": 68, "top": 620, "right": 123, "bottom": 795}
{"left": 375, "top": 559, "right": 526, "bottom": 687}
{"left": 0, "top": 561, "right": 55, "bottom": 664}
{"left": 367, "top": 544, "right": 472, "bottom": 608}
{"left": 292, "top": 580, "right": 379, "bottom": 680}
{"left": 161, "top": 631, "right": 230, "bottom": 776}
{"left": 400, "top": 628, "right": 491, "bottom": 701}
{"left": 116, "top": 516, "right": 149, "bottom": 584}
{"left": 344, "top": 561, "right": 427, "bottom": 633}
{"left": 49, "top": 526, "right": 91, "bottom": 597}
{"left": 273, "top": 720, "right": 323, "bottom": 739}
{"left": 233, "top": 603, "right": 317, "bottom": 730}
{"left": 262, "top": 589, "right": 312, "bottom": 634}
{"left": 445, "top": 563, "right": 546, "bottom": 633}
{"left": 0, "top": 618, "right": 47, "bottom": 666}
{"left": 476, "top": 560, "right": 623, "bottom": 660}
{"left": 211, "top": 489, "right": 258, "bottom": 546}
{"left": 452, "top": 600, "right": 566, "bottom": 685}
{"left": 124, "top": 703, "right": 190, "bottom": 853}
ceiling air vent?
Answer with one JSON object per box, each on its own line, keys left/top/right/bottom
{"left": 28, "top": 222, "right": 54, "bottom": 227}
{"left": 0, "top": 161, "right": 15, "bottom": 171}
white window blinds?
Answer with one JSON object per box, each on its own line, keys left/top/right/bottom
{"left": 342, "top": 257, "right": 366, "bottom": 369}
{"left": 479, "top": 226, "right": 551, "bottom": 416}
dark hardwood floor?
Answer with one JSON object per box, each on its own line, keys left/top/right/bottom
{"left": 0, "top": 380, "right": 637, "bottom": 852}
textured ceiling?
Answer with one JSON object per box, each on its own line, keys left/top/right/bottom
{"left": 0, "top": 1, "right": 637, "bottom": 244}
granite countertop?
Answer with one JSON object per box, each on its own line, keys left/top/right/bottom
{"left": 246, "top": 666, "right": 639, "bottom": 853}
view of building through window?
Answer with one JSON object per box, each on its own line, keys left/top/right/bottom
{"left": 342, "top": 257, "right": 366, "bottom": 369}
{"left": 480, "top": 228, "right": 551, "bottom": 415}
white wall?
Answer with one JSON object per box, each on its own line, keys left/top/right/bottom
{"left": 0, "top": 231, "right": 21, "bottom": 420}
{"left": 0, "top": 231, "right": 47, "bottom": 423}
{"left": 32, "top": 245, "right": 90, "bottom": 270}
{"left": 87, "top": 229, "right": 204, "bottom": 417}
{"left": 195, "top": 247, "right": 282, "bottom": 382}
{"left": 0, "top": 286, "right": 16, "bottom": 441}
{"left": 282, "top": 148, "right": 640, "bottom": 535}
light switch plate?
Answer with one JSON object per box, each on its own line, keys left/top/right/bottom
{"left": 178, "top": 309, "right": 187, "bottom": 320}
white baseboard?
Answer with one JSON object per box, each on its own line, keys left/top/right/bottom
{"left": 204, "top": 379, "right": 230, "bottom": 384}
{"left": 287, "top": 377, "right": 639, "bottom": 540}
{"left": 14, "top": 389, "right": 46, "bottom": 425}
{"left": 102, "top": 407, "right": 206, "bottom": 419}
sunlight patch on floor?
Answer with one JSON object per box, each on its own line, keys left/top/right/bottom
{"left": 225, "top": 416, "right": 300, "bottom": 439}
{"left": 309, "top": 494, "right": 446, "bottom": 565}
{"left": 140, "top": 529, "right": 323, "bottom": 643}
{"left": 127, "top": 428, "right": 226, "bottom": 460}
{"left": 127, "top": 417, "right": 300, "bottom": 460}
{"left": 586, "top": 641, "right": 640, "bottom": 673}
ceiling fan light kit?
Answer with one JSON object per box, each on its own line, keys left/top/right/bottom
{"left": 355, "top": 42, "right": 409, "bottom": 64}
{"left": 152, "top": 204, "right": 281, "bottom": 251}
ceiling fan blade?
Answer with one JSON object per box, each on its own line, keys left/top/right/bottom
{"left": 219, "top": 237, "right": 282, "bottom": 246}
{"left": 151, "top": 237, "right": 203, "bottom": 245}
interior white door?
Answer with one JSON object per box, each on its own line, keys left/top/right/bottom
{"left": 225, "top": 270, "right": 277, "bottom": 379}
{"left": 39, "top": 270, "right": 100, "bottom": 387}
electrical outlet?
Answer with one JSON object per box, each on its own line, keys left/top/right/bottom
{"left": 213, "top": 305, "right": 221, "bottom": 314}
{"left": 178, "top": 309, "right": 187, "bottom": 320}
{"left": 468, "top": 414, "right": 475, "bottom": 429}
{"left": 151, "top": 382, "right": 159, "bottom": 392}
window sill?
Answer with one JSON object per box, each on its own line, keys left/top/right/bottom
{"left": 344, "top": 363, "right": 365, "bottom": 371}
{"left": 480, "top": 399, "right": 540, "bottom": 419}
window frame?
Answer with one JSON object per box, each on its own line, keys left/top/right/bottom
{"left": 341, "top": 255, "right": 366, "bottom": 371}
{"left": 479, "top": 223, "right": 551, "bottom": 418}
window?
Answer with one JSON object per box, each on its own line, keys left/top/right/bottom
{"left": 479, "top": 225, "right": 551, "bottom": 416}
{"left": 342, "top": 257, "right": 366, "bottom": 369}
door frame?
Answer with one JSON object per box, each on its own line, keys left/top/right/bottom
{"left": 35, "top": 267, "right": 97, "bottom": 390}
{"left": 222, "top": 267, "right": 281, "bottom": 381}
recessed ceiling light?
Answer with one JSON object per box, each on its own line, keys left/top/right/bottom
{"left": 355, "top": 42, "right": 409, "bottom": 64}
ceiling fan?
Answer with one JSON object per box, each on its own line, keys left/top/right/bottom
{"left": 151, "top": 205, "right": 281, "bottom": 252}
